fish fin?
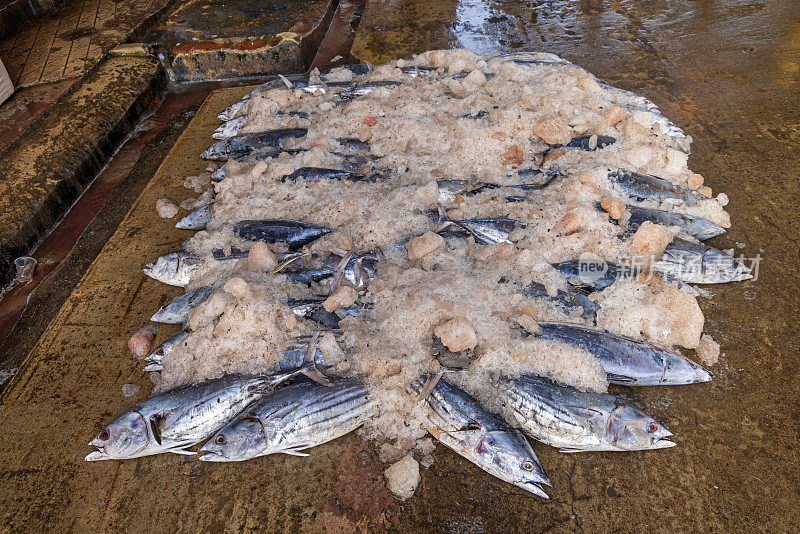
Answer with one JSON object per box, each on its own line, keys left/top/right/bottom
{"left": 149, "top": 416, "right": 163, "bottom": 445}
{"left": 299, "top": 332, "right": 333, "bottom": 386}
{"left": 606, "top": 372, "right": 635, "bottom": 384}
{"left": 282, "top": 445, "right": 311, "bottom": 457}
{"left": 169, "top": 448, "right": 197, "bottom": 456}
{"left": 558, "top": 447, "right": 590, "bottom": 453}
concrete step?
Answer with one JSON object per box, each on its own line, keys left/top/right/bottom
{"left": 0, "top": 55, "right": 166, "bottom": 286}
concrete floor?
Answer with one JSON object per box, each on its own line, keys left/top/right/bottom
{"left": 0, "top": 0, "right": 798, "bottom": 532}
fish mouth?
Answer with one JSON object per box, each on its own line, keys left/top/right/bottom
{"left": 85, "top": 444, "right": 108, "bottom": 461}
{"left": 653, "top": 438, "right": 676, "bottom": 449}
{"left": 197, "top": 449, "right": 225, "bottom": 462}
{"left": 695, "top": 366, "right": 714, "bottom": 383}
{"left": 518, "top": 480, "right": 550, "bottom": 499}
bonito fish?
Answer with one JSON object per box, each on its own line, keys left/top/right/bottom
{"left": 86, "top": 367, "right": 328, "bottom": 461}
{"left": 621, "top": 203, "right": 725, "bottom": 241}
{"left": 151, "top": 286, "right": 214, "bottom": 324}
{"left": 175, "top": 204, "right": 212, "bottom": 231}
{"left": 608, "top": 169, "right": 706, "bottom": 205}
{"left": 492, "top": 374, "right": 675, "bottom": 452}
{"left": 411, "top": 377, "right": 551, "bottom": 498}
{"left": 143, "top": 250, "right": 248, "bottom": 287}
{"left": 201, "top": 129, "right": 307, "bottom": 161}
{"left": 143, "top": 329, "right": 191, "bottom": 372}
{"left": 654, "top": 237, "right": 752, "bottom": 284}
{"left": 534, "top": 321, "right": 713, "bottom": 385}
{"left": 199, "top": 380, "right": 373, "bottom": 461}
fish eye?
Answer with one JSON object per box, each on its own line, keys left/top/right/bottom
{"left": 647, "top": 422, "right": 658, "bottom": 433}
{"left": 156, "top": 347, "right": 164, "bottom": 356}
{"left": 521, "top": 460, "right": 535, "bottom": 472}
{"left": 215, "top": 435, "right": 226, "bottom": 445}
{"left": 99, "top": 429, "right": 110, "bottom": 441}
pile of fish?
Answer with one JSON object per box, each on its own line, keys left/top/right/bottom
{"left": 87, "top": 50, "right": 750, "bottom": 500}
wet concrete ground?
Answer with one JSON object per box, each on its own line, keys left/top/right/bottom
{"left": 0, "top": 0, "right": 798, "bottom": 532}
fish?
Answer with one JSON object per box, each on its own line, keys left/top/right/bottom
{"left": 434, "top": 209, "right": 521, "bottom": 245}
{"left": 233, "top": 220, "right": 333, "bottom": 251}
{"left": 335, "top": 137, "right": 370, "bottom": 152}
{"left": 86, "top": 367, "right": 328, "bottom": 461}
{"left": 552, "top": 257, "right": 699, "bottom": 296}
{"left": 411, "top": 376, "right": 551, "bottom": 498}
{"left": 520, "top": 282, "right": 600, "bottom": 323}
{"left": 143, "top": 329, "right": 191, "bottom": 372}
{"left": 446, "top": 71, "right": 496, "bottom": 81}
{"left": 143, "top": 250, "right": 249, "bottom": 287}
{"left": 199, "top": 379, "right": 373, "bottom": 461}
{"left": 278, "top": 167, "right": 364, "bottom": 182}
{"left": 534, "top": 321, "right": 713, "bottom": 385}
{"left": 399, "top": 65, "right": 437, "bottom": 77}
{"left": 653, "top": 237, "right": 752, "bottom": 284}
{"left": 210, "top": 164, "right": 228, "bottom": 181}
{"left": 615, "top": 203, "right": 725, "bottom": 241}
{"left": 217, "top": 75, "right": 311, "bottom": 121}
{"left": 535, "top": 135, "right": 616, "bottom": 160}
{"left": 151, "top": 286, "right": 214, "bottom": 324}
{"left": 492, "top": 374, "right": 675, "bottom": 452}
{"left": 551, "top": 259, "right": 628, "bottom": 292}
{"left": 279, "top": 334, "right": 332, "bottom": 371}
{"left": 607, "top": 170, "right": 706, "bottom": 205}
{"left": 201, "top": 129, "right": 307, "bottom": 161}
{"left": 281, "top": 252, "right": 379, "bottom": 290}
{"left": 175, "top": 204, "right": 212, "bottom": 231}
{"left": 212, "top": 115, "right": 249, "bottom": 140}
{"left": 288, "top": 297, "right": 371, "bottom": 329}
{"left": 337, "top": 80, "right": 404, "bottom": 100}
{"left": 437, "top": 171, "right": 559, "bottom": 203}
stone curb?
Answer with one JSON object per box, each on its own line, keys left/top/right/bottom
{"left": 0, "top": 55, "right": 166, "bottom": 287}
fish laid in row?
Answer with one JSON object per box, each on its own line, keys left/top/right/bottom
{"left": 200, "top": 380, "right": 373, "bottom": 461}
{"left": 492, "top": 374, "right": 674, "bottom": 452}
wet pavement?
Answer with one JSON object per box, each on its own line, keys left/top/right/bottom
{"left": 0, "top": 0, "right": 798, "bottom": 532}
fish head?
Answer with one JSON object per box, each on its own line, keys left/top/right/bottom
{"left": 85, "top": 411, "right": 151, "bottom": 461}
{"left": 143, "top": 253, "right": 182, "bottom": 284}
{"left": 199, "top": 415, "right": 266, "bottom": 462}
{"left": 475, "top": 430, "right": 551, "bottom": 498}
{"left": 662, "top": 352, "right": 713, "bottom": 385}
{"left": 606, "top": 405, "right": 675, "bottom": 451}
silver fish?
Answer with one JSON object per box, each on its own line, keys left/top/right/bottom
{"left": 86, "top": 369, "right": 323, "bottom": 461}
{"left": 288, "top": 297, "right": 370, "bottom": 329}
{"left": 535, "top": 321, "right": 713, "bottom": 385}
{"left": 175, "top": 204, "right": 212, "bottom": 230}
{"left": 143, "top": 250, "right": 247, "bottom": 287}
{"left": 143, "top": 329, "right": 191, "bottom": 372}
{"left": 608, "top": 170, "right": 706, "bottom": 205}
{"left": 653, "top": 237, "right": 752, "bottom": 284}
{"left": 212, "top": 115, "right": 248, "bottom": 139}
{"left": 199, "top": 380, "right": 373, "bottom": 461}
{"left": 151, "top": 286, "right": 214, "bottom": 324}
{"left": 201, "top": 129, "right": 307, "bottom": 161}
{"left": 621, "top": 204, "right": 725, "bottom": 241}
{"left": 492, "top": 374, "right": 675, "bottom": 452}
{"left": 520, "top": 282, "right": 599, "bottom": 323}
{"left": 412, "top": 377, "right": 550, "bottom": 498}
{"left": 233, "top": 220, "right": 333, "bottom": 251}
{"left": 434, "top": 209, "right": 520, "bottom": 245}
{"left": 210, "top": 164, "right": 227, "bottom": 181}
